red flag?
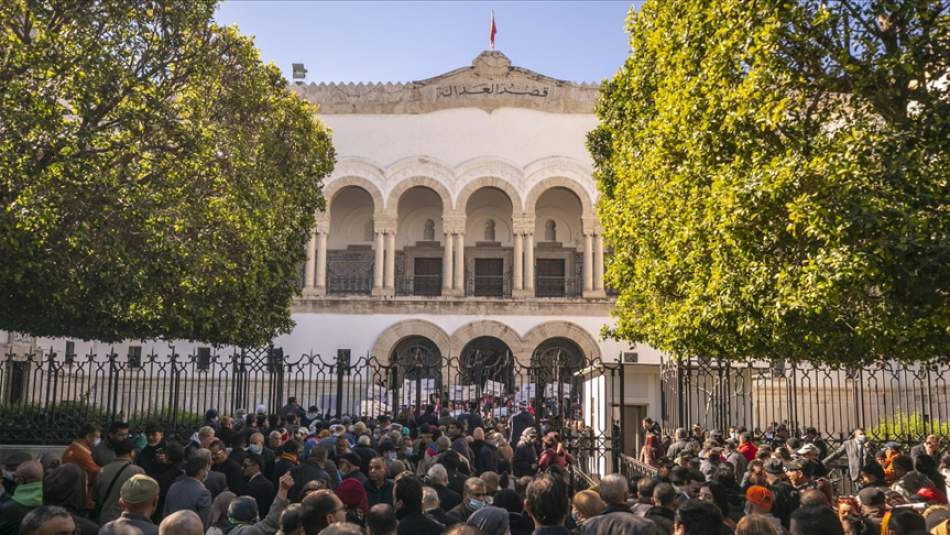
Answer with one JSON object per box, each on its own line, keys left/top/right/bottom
{"left": 489, "top": 10, "right": 497, "bottom": 50}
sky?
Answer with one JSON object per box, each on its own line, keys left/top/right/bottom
{"left": 213, "top": 1, "right": 636, "bottom": 84}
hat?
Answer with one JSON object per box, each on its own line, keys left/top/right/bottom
{"left": 205, "top": 409, "right": 218, "bottom": 420}
{"left": 296, "top": 427, "right": 310, "bottom": 436}
{"left": 857, "top": 487, "right": 885, "bottom": 507}
{"left": 917, "top": 486, "right": 942, "bottom": 503}
{"left": 335, "top": 478, "right": 369, "bottom": 512}
{"left": 120, "top": 474, "right": 160, "bottom": 504}
{"left": 785, "top": 459, "right": 805, "bottom": 471}
{"left": 338, "top": 452, "right": 362, "bottom": 468}
{"left": 797, "top": 443, "right": 819, "bottom": 455}
{"left": 228, "top": 496, "right": 260, "bottom": 523}
{"left": 763, "top": 459, "right": 785, "bottom": 475}
{"left": 745, "top": 485, "right": 773, "bottom": 511}
{"left": 0, "top": 450, "right": 32, "bottom": 467}
{"left": 467, "top": 506, "right": 509, "bottom": 535}
{"left": 255, "top": 404, "right": 266, "bottom": 414}
{"left": 884, "top": 441, "right": 900, "bottom": 450}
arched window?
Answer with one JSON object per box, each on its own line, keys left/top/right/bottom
{"left": 545, "top": 220, "right": 557, "bottom": 242}
{"left": 423, "top": 219, "right": 435, "bottom": 241}
{"left": 364, "top": 221, "right": 374, "bottom": 242}
{"left": 484, "top": 219, "right": 496, "bottom": 241}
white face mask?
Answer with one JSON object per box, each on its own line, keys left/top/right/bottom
{"left": 93, "top": 438, "right": 102, "bottom": 447}
{"left": 856, "top": 435, "right": 867, "bottom": 444}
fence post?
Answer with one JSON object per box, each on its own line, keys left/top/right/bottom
{"left": 618, "top": 362, "right": 625, "bottom": 469}
{"left": 336, "top": 349, "right": 349, "bottom": 418}
{"left": 107, "top": 351, "right": 120, "bottom": 419}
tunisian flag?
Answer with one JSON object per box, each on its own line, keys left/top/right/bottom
{"left": 489, "top": 10, "right": 497, "bottom": 50}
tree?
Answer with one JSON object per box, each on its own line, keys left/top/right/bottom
{"left": 590, "top": 0, "right": 948, "bottom": 366}
{"left": 0, "top": 1, "right": 335, "bottom": 346}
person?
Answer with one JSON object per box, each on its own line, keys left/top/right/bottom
{"left": 137, "top": 425, "right": 165, "bottom": 477}
{"left": 448, "top": 477, "right": 488, "bottom": 523}
{"left": 301, "top": 489, "right": 346, "bottom": 534}
{"left": 277, "top": 502, "right": 304, "bottom": 535}
{"left": 764, "top": 459, "right": 799, "bottom": 530}
{"left": 823, "top": 428, "right": 874, "bottom": 485}
{"left": 163, "top": 454, "right": 212, "bottom": 529}
{"left": 158, "top": 510, "right": 204, "bottom": 535}
{"left": 353, "top": 435, "right": 377, "bottom": 475}
{"left": 18, "top": 505, "right": 75, "bottom": 535}
{"left": 788, "top": 504, "right": 844, "bottom": 535}
{"left": 668, "top": 429, "right": 694, "bottom": 460}
{"left": 911, "top": 435, "right": 943, "bottom": 462}
{"left": 735, "top": 514, "right": 780, "bottom": 535}
{"left": 538, "top": 433, "right": 573, "bottom": 471}
{"left": 41, "top": 463, "right": 98, "bottom": 535}
{"left": 98, "top": 474, "right": 161, "bottom": 535}
{"left": 209, "top": 438, "right": 245, "bottom": 495}
{"left": 393, "top": 475, "right": 443, "bottom": 535}
{"left": 61, "top": 423, "right": 100, "bottom": 506}
{"left": 272, "top": 442, "right": 301, "bottom": 483}
{"left": 885, "top": 509, "right": 927, "bottom": 535}
{"left": 366, "top": 503, "right": 398, "bottom": 535}
{"left": 493, "top": 488, "right": 534, "bottom": 535}
{"left": 890, "top": 454, "right": 936, "bottom": 501}
{"left": 597, "top": 473, "right": 634, "bottom": 515}
{"left": 467, "top": 505, "right": 510, "bottom": 535}
{"left": 288, "top": 446, "right": 331, "bottom": 501}
{"left": 858, "top": 461, "right": 887, "bottom": 489}
{"left": 513, "top": 428, "right": 539, "bottom": 477}
{"left": 337, "top": 452, "right": 367, "bottom": 484}
{"left": 738, "top": 432, "right": 758, "bottom": 463}
{"left": 744, "top": 485, "right": 783, "bottom": 534}
{"left": 151, "top": 441, "right": 185, "bottom": 523}
{"left": 640, "top": 433, "right": 659, "bottom": 468}
{"left": 243, "top": 453, "right": 276, "bottom": 518}
{"left": 673, "top": 499, "right": 725, "bottom": 535}
{"left": 94, "top": 438, "right": 145, "bottom": 525}
{"left": 631, "top": 478, "right": 656, "bottom": 517}
{"left": 523, "top": 473, "right": 570, "bottom": 535}
{"left": 854, "top": 486, "right": 886, "bottom": 535}
{"left": 474, "top": 429, "right": 500, "bottom": 475}
{"left": 422, "top": 485, "right": 454, "bottom": 527}
{"left": 207, "top": 491, "right": 237, "bottom": 535}
{"left": 724, "top": 439, "right": 748, "bottom": 482}
{"left": 0, "top": 460, "right": 43, "bottom": 535}
{"left": 218, "top": 473, "right": 292, "bottom": 535}
{"left": 335, "top": 478, "right": 369, "bottom": 526}
{"left": 365, "top": 457, "right": 395, "bottom": 507}
{"left": 509, "top": 403, "right": 536, "bottom": 446}
{"left": 644, "top": 482, "right": 677, "bottom": 535}
{"left": 94, "top": 421, "right": 131, "bottom": 467}
{"left": 570, "top": 489, "right": 605, "bottom": 534}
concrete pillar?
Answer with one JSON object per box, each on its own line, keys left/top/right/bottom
{"left": 513, "top": 233, "right": 524, "bottom": 291}
{"left": 304, "top": 229, "right": 316, "bottom": 291}
{"left": 594, "top": 234, "right": 604, "bottom": 292}
{"left": 373, "top": 231, "right": 384, "bottom": 294}
{"left": 454, "top": 232, "right": 465, "bottom": 292}
{"left": 385, "top": 231, "right": 396, "bottom": 291}
{"left": 583, "top": 233, "right": 594, "bottom": 293}
{"left": 315, "top": 231, "right": 327, "bottom": 292}
{"left": 525, "top": 233, "right": 535, "bottom": 292}
{"left": 442, "top": 232, "right": 453, "bottom": 294}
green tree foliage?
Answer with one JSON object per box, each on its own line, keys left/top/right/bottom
{"left": 591, "top": 0, "right": 948, "bottom": 365}
{"left": 0, "top": 1, "right": 335, "bottom": 346}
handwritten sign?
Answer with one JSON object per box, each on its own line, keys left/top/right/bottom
{"left": 450, "top": 385, "right": 478, "bottom": 402}
{"left": 544, "top": 383, "right": 572, "bottom": 398}
{"left": 483, "top": 380, "right": 507, "bottom": 397}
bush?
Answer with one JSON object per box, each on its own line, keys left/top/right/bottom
{"left": 0, "top": 401, "right": 110, "bottom": 445}
{"left": 128, "top": 407, "right": 203, "bottom": 434}
{"left": 866, "top": 412, "right": 950, "bottom": 442}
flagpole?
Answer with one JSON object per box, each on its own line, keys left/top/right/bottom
{"left": 490, "top": 10, "right": 495, "bottom": 50}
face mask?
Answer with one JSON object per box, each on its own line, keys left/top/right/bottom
{"left": 856, "top": 435, "right": 866, "bottom": 444}
{"left": 2, "top": 470, "right": 13, "bottom": 482}
{"left": 570, "top": 510, "right": 578, "bottom": 524}
{"left": 248, "top": 444, "right": 262, "bottom": 455}
{"left": 468, "top": 498, "right": 485, "bottom": 511}
{"left": 307, "top": 412, "right": 318, "bottom": 420}
{"left": 386, "top": 452, "right": 397, "bottom": 461}
{"left": 93, "top": 438, "right": 102, "bottom": 447}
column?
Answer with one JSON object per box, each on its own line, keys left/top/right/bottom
{"left": 385, "top": 231, "right": 396, "bottom": 292}
{"left": 525, "top": 233, "right": 535, "bottom": 292}
{"left": 453, "top": 232, "right": 465, "bottom": 292}
{"left": 442, "top": 232, "right": 453, "bottom": 294}
{"left": 373, "top": 231, "right": 384, "bottom": 293}
{"left": 315, "top": 231, "right": 328, "bottom": 292}
{"left": 583, "top": 233, "right": 594, "bottom": 294}
{"left": 593, "top": 234, "right": 604, "bottom": 292}
{"left": 304, "top": 230, "right": 316, "bottom": 291}
{"left": 513, "top": 233, "right": 524, "bottom": 292}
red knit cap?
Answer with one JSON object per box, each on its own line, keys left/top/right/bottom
{"left": 336, "top": 478, "right": 369, "bottom": 513}
{"left": 745, "top": 485, "right": 773, "bottom": 511}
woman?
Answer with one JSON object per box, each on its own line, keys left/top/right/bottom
{"left": 735, "top": 513, "right": 781, "bottom": 535}
{"left": 538, "top": 433, "right": 573, "bottom": 471}
{"left": 570, "top": 489, "right": 605, "bottom": 535}
{"left": 206, "top": 491, "right": 237, "bottom": 535}
{"left": 639, "top": 433, "right": 659, "bottom": 467}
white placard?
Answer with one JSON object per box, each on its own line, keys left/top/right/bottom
{"left": 368, "top": 385, "right": 389, "bottom": 401}
{"left": 544, "top": 382, "right": 572, "bottom": 398}
{"left": 483, "top": 380, "right": 506, "bottom": 396}
{"left": 449, "top": 384, "right": 478, "bottom": 401}
{"left": 359, "top": 400, "right": 390, "bottom": 417}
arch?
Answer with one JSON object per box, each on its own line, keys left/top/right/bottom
{"left": 385, "top": 177, "right": 453, "bottom": 216}
{"left": 321, "top": 176, "right": 385, "bottom": 219}
{"left": 450, "top": 320, "right": 525, "bottom": 362}
{"left": 454, "top": 165, "right": 524, "bottom": 213}
{"left": 458, "top": 336, "right": 515, "bottom": 389}
{"left": 524, "top": 177, "right": 594, "bottom": 220}
{"left": 372, "top": 320, "right": 451, "bottom": 364}
{"left": 522, "top": 321, "right": 602, "bottom": 362}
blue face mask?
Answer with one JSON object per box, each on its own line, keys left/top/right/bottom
{"left": 248, "top": 444, "right": 262, "bottom": 455}
{"left": 468, "top": 498, "right": 485, "bottom": 511}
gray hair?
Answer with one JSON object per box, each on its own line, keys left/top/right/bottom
{"left": 675, "top": 427, "right": 687, "bottom": 440}
{"left": 435, "top": 436, "right": 451, "bottom": 451}
{"left": 427, "top": 464, "right": 448, "bottom": 485}
{"left": 20, "top": 506, "right": 72, "bottom": 535}
{"left": 464, "top": 477, "right": 486, "bottom": 496}
{"left": 358, "top": 435, "right": 372, "bottom": 447}
{"left": 598, "top": 474, "right": 628, "bottom": 505}
{"left": 159, "top": 510, "right": 204, "bottom": 535}
{"left": 422, "top": 485, "right": 440, "bottom": 510}
{"left": 194, "top": 448, "right": 213, "bottom": 468}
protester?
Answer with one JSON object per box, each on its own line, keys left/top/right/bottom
{"left": 0, "top": 460, "right": 43, "bottom": 535}
{"left": 98, "top": 474, "right": 161, "bottom": 535}
{"left": 18, "top": 505, "right": 75, "bottom": 535}
{"left": 94, "top": 438, "right": 144, "bottom": 525}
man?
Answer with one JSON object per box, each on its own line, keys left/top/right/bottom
{"left": 744, "top": 485, "right": 783, "bottom": 534}
{"left": 439, "top": 451, "right": 468, "bottom": 495}
{"left": 802, "top": 427, "right": 829, "bottom": 459}
{"left": 353, "top": 435, "right": 377, "bottom": 475}
{"left": 366, "top": 503, "right": 398, "bottom": 535}
{"left": 365, "top": 457, "right": 394, "bottom": 507}
{"left": 723, "top": 439, "right": 747, "bottom": 481}
{"left": 193, "top": 449, "right": 226, "bottom": 498}
{"left": 764, "top": 458, "right": 800, "bottom": 530}
{"left": 163, "top": 454, "right": 212, "bottom": 530}
{"left": 737, "top": 432, "right": 758, "bottom": 462}
{"left": 218, "top": 473, "right": 292, "bottom": 535}
{"left": 94, "top": 438, "right": 145, "bottom": 525}
{"left": 666, "top": 429, "right": 694, "bottom": 460}
{"left": 855, "top": 486, "right": 886, "bottom": 535}
{"left": 272, "top": 442, "right": 301, "bottom": 483}
{"left": 337, "top": 452, "right": 367, "bottom": 484}
{"left": 0, "top": 450, "right": 30, "bottom": 500}
{"left": 673, "top": 499, "right": 723, "bottom": 535}
{"left": 910, "top": 434, "right": 943, "bottom": 462}
{"left": 642, "top": 418, "right": 662, "bottom": 438}
{"left": 445, "top": 419, "right": 473, "bottom": 464}
{"left": 187, "top": 427, "right": 216, "bottom": 457}
{"left": 94, "top": 421, "right": 130, "bottom": 467}
{"left": 208, "top": 438, "right": 244, "bottom": 494}
{"left": 823, "top": 428, "right": 874, "bottom": 485}
{"left": 447, "top": 477, "right": 487, "bottom": 523}
{"left": 509, "top": 403, "right": 535, "bottom": 447}
{"left": 0, "top": 461, "right": 43, "bottom": 535}
{"left": 243, "top": 453, "right": 276, "bottom": 517}
{"left": 18, "top": 506, "right": 75, "bottom": 535}
{"left": 889, "top": 454, "right": 935, "bottom": 500}
{"left": 425, "top": 464, "right": 461, "bottom": 511}
{"left": 597, "top": 473, "right": 634, "bottom": 515}
{"left": 158, "top": 510, "right": 204, "bottom": 535}
{"left": 61, "top": 423, "right": 100, "bottom": 504}
{"left": 136, "top": 425, "right": 165, "bottom": 478}
{"left": 280, "top": 397, "right": 304, "bottom": 421}
{"left": 394, "top": 475, "right": 442, "bottom": 535}
{"left": 302, "top": 489, "right": 348, "bottom": 534}
{"left": 523, "top": 473, "right": 570, "bottom": 535}
{"left": 789, "top": 504, "right": 845, "bottom": 535}
{"left": 699, "top": 447, "right": 722, "bottom": 480}
{"left": 99, "top": 474, "right": 161, "bottom": 535}
{"left": 631, "top": 477, "right": 656, "bottom": 517}
{"left": 643, "top": 482, "right": 676, "bottom": 535}
{"left": 797, "top": 442, "right": 828, "bottom": 478}
{"left": 421, "top": 485, "right": 454, "bottom": 527}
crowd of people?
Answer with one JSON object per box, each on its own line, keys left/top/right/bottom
{"left": 0, "top": 397, "right": 948, "bottom": 535}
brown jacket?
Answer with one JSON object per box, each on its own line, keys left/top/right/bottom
{"left": 62, "top": 441, "right": 99, "bottom": 508}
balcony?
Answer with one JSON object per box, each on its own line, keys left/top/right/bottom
{"left": 535, "top": 276, "right": 581, "bottom": 298}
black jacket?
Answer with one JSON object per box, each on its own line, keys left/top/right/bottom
{"left": 644, "top": 506, "right": 674, "bottom": 535}
{"left": 509, "top": 411, "right": 535, "bottom": 444}
{"left": 475, "top": 441, "right": 499, "bottom": 475}
{"left": 246, "top": 473, "right": 276, "bottom": 517}
{"left": 287, "top": 462, "right": 330, "bottom": 502}
{"left": 431, "top": 483, "right": 461, "bottom": 511}
{"left": 213, "top": 458, "right": 246, "bottom": 495}
{"left": 396, "top": 511, "right": 443, "bottom": 535}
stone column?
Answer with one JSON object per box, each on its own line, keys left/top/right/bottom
{"left": 315, "top": 231, "right": 328, "bottom": 294}
{"left": 304, "top": 229, "right": 316, "bottom": 292}
{"left": 385, "top": 231, "right": 396, "bottom": 293}
{"left": 593, "top": 234, "right": 604, "bottom": 293}
{"left": 372, "top": 231, "right": 384, "bottom": 295}
{"left": 513, "top": 233, "right": 524, "bottom": 292}
{"left": 583, "top": 233, "right": 594, "bottom": 295}
{"left": 525, "top": 232, "right": 535, "bottom": 293}
{"left": 442, "top": 232, "right": 453, "bottom": 294}
{"left": 454, "top": 232, "right": 465, "bottom": 292}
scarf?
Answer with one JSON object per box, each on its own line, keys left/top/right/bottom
{"left": 280, "top": 452, "right": 299, "bottom": 465}
{"left": 13, "top": 481, "right": 43, "bottom": 507}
